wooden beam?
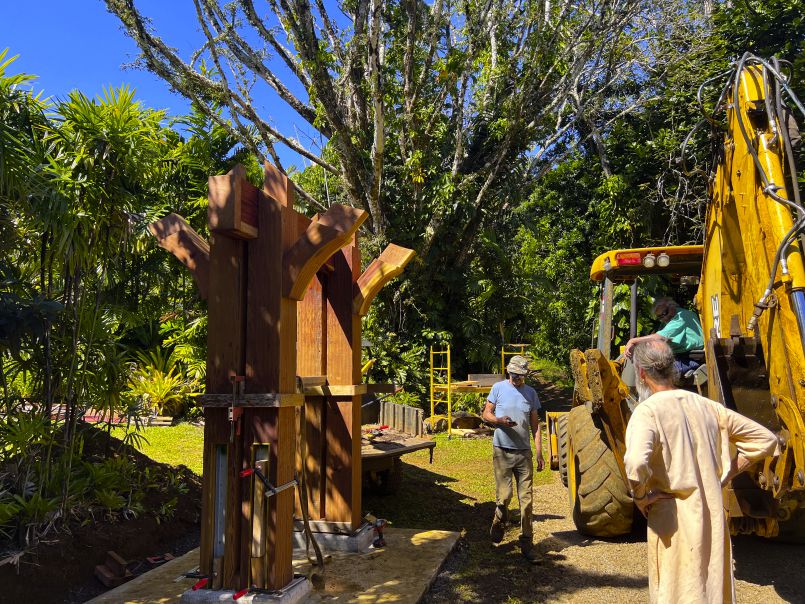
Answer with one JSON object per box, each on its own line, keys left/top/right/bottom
{"left": 208, "top": 164, "right": 259, "bottom": 239}
{"left": 302, "top": 384, "right": 368, "bottom": 396}
{"left": 148, "top": 213, "right": 210, "bottom": 299}
{"left": 198, "top": 393, "right": 305, "bottom": 407}
{"left": 263, "top": 161, "right": 295, "bottom": 208}
{"left": 296, "top": 376, "right": 328, "bottom": 390}
{"left": 354, "top": 244, "right": 415, "bottom": 316}
{"left": 283, "top": 206, "right": 368, "bottom": 300}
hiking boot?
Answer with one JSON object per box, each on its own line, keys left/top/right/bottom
{"left": 521, "top": 545, "right": 543, "bottom": 564}
{"left": 489, "top": 521, "right": 504, "bottom": 544}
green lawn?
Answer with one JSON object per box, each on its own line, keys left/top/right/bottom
{"left": 115, "top": 423, "right": 205, "bottom": 475}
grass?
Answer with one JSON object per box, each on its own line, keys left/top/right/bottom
{"left": 114, "top": 423, "right": 204, "bottom": 475}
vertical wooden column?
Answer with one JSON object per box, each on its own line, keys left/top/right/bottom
{"left": 297, "top": 260, "right": 328, "bottom": 518}
{"left": 200, "top": 233, "right": 247, "bottom": 585}
{"left": 325, "top": 240, "right": 363, "bottom": 530}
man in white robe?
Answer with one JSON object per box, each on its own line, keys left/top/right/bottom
{"left": 624, "top": 340, "right": 778, "bottom": 604}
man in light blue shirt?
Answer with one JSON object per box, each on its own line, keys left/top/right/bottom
{"left": 481, "top": 355, "right": 544, "bottom": 563}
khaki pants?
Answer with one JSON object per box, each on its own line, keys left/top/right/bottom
{"left": 492, "top": 446, "right": 534, "bottom": 546}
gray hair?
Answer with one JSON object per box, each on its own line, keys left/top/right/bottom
{"left": 651, "top": 297, "right": 678, "bottom": 315}
{"left": 632, "top": 340, "right": 679, "bottom": 385}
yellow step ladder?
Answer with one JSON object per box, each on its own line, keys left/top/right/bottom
{"left": 501, "top": 343, "right": 531, "bottom": 374}
{"left": 429, "top": 345, "right": 452, "bottom": 436}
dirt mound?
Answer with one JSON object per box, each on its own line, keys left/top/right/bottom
{"left": 0, "top": 425, "right": 201, "bottom": 604}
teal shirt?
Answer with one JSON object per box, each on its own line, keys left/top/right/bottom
{"left": 657, "top": 308, "right": 704, "bottom": 354}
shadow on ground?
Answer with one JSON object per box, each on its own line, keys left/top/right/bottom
{"left": 364, "top": 461, "right": 646, "bottom": 603}
{"left": 732, "top": 535, "right": 805, "bottom": 602}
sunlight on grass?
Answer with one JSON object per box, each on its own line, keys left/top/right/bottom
{"left": 114, "top": 423, "right": 204, "bottom": 475}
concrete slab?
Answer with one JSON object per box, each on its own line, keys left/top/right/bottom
{"left": 85, "top": 528, "right": 459, "bottom": 604}
{"left": 179, "top": 576, "right": 311, "bottom": 604}
{"left": 292, "top": 521, "right": 375, "bottom": 553}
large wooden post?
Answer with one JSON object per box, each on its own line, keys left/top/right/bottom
{"left": 296, "top": 236, "right": 415, "bottom": 530}
{"left": 150, "top": 162, "right": 366, "bottom": 592}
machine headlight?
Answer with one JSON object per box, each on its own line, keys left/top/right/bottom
{"left": 657, "top": 253, "right": 670, "bottom": 268}
{"left": 643, "top": 253, "right": 656, "bottom": 268}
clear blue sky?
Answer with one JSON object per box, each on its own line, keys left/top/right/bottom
{"left": 1, "top": 1, "right": 308, "bottom": 169}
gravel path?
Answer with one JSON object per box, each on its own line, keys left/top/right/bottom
{"left": 526, "top": 472, "right": 800, "bottom": 603}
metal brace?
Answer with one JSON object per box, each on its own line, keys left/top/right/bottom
{"left": 239, "top": 466, "right": 298, "bottom": 498}
{"left": 229, "top": 375, "right": 246, "bottom": 443}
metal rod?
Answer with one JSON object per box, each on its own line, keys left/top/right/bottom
{"left": 630, "top": 279, "right": 638, "bottom": 340}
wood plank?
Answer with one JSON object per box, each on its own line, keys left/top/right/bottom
{"left": 243, "top": 186, "right": 295, "bottom": 590}
{"left": 198, "top": 393, "right": 305, "bottom": 407}
{"left": 325, "top": 243, "right": 362, "bottom": 529}
{"left": 148, "top": 213, "right": 210, "bottom": 299}
{"left": 302, "top": 384, "right": 368, "bottom": 396}
{"left": 208, "top": 164, "right": 258, "bottom": 239}
{"left": 205, "top": 231, "right": 247, "bottom": 589}
{"left": 297, "top": 375, "right": 327, "bottom": 389}
{"left": 262, "top": 161, "right": 294, "bottom": 209}
{"left": 296, "top": 259, "right": 327, "bottom": 520}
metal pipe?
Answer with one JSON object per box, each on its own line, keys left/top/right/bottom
{"left": 630, "top": 280, "right": 638, "bottom": 340}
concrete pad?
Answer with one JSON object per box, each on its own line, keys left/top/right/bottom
{"left": 179, "top": 576, "right": 311, "bottom": 604}
{"left": 85, "top": 528, "right": 459, "bottom": 604}
{"left": 292, "top": 522, "right": 375, "bottom": 553}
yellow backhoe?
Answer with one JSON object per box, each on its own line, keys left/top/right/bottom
{"left": 548, "top": 54, "right": 805, "bottom": 540}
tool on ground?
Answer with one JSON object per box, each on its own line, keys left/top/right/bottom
{"left": 146, "top": 553, "right": 175, "bottom": 566}
{"left": 191, "top": 577, "right": 209, "bottom": 590}
{"left": 365, "top": 513, "right": 388, "bottom": 548}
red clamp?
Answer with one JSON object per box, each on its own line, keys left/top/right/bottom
{"left": 233, "top": 588, "right": 249, "bottom": 600}
{"left": 192, "top": 577, "right": 209, "bottom": 590}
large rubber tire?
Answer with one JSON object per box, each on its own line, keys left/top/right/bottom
{"left": 557, "top": 414, "right": 569, "bottom": 488}
{"left": 567, "top": 406, "right": 633, "bottom": 537}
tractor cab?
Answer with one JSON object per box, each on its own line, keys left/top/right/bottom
{"left": 590, "top": 244, "right": 706, "bottom": 389}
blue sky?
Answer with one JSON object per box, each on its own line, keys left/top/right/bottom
{"left": 1, "top": 1, "right": 311, "bottom": 169}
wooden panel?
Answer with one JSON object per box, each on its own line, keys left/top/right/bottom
{"left": 148, "top": 213, "right": 210, "bottom": 299}
{"left": 205, "top": 231, "right": 247, "bottom": 588}
{"left": 245, "top": 192, "right": 283, "bottom": 393}
{"left": 354, "top": 244, "right": 415, "bottom": 316}
{"left": 208, "top": 165, "right": 258, "bottom": 239}
{"left": 325, "top": 242, "right": 363, "bottom": 528}
{"left": 297, "top": 265, "right": 327, "bottom": 519}
{"left": 263, "top": 161, "right": 295, "bottom": 208}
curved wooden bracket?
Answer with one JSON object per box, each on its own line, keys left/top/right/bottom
{"left": 148, "top": 213, "right": 210, "bottom": 299}
{"left": 283, "top": 205, "right": 367, "bottom": 300}
{"left": 353, "top": 244, "right": 415, "bottom": 316}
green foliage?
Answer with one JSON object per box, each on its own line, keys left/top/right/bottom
{"left": 125, "top": 349, "right": 198, "bottom": 416}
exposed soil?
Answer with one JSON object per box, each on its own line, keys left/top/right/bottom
{"left": 0, "top": 427, "right": 202, "bottom": 604}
